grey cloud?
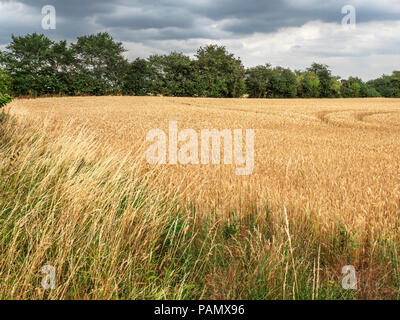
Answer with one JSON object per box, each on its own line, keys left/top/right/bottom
{"left": 16, "top": 0, "right": 114, "bottom": 18}
{"left": 194, "top": 0, "right": 400, "bottom": 34}
{"left": 97, "top": 10, "right": 194, "bottom": 30}
{"left": 3, "top": 0, "right": 400, "bottom": 42}
{"left": 14, "top": 0, "right": 400, "bottom": 35}
{"left": 0, "top": 0, "right": 399, "bottom": 80}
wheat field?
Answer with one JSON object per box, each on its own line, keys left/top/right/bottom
{"left": 1, "top": 97, "right": 400, "bottom": 299}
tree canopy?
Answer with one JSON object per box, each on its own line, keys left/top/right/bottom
{"left": 0, "top": 67, "right": 12, "bottom": 107}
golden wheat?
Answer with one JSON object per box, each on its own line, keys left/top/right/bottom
{"left": 8, "top": 97, "right": 400, "bottom": 231}
{"left": 1, "top": 96, "right": 400, "bottom": 299}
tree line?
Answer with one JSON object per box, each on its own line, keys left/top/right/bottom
{"left": 0, "top": 32, "right": 399, "bottom": 99}
{"left": 0, "top": 67, "right": 11, "bottom": 107}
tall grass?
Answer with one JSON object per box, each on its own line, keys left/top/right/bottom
{"left": 0, "top": 111, "right": 399, "bottom": 300}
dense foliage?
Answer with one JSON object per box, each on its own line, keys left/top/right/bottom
{"left": 0, "top": 67, "right": 12, "bottom": 107}
{"left": 0, "top": 33, "right": 398, "bottom": 98}
{"left": 367, "top": 71, "right": 400, "bottom": 98}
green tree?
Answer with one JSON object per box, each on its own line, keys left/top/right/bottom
{"left": 122, "top": 58, "right": 154, "bottom": 96}
{"left": 367, "top": 71, "right": 400, "bottom": 97}
{"left": 0, "top": 67, "right": 11, "bottom": 107}
{"left": 245, "top": 64, "right": 273, "bottom": 98}
{"left": 0, "top": 34, "right": 76, "bottom": 96}
{"left": 147, "top": 53, "right": 196, "bottom": 96}
{"left": 341, "top": 77, "right": 380, "bottom": 98}
{"left": 307, "top": 63, "right": 337, "bottom": 98}
{"left": 296, "top": 71, "right": 320, "bottom": 98}
{"left": 48, "top": 40, "right": 76, "bottom": 95}
{"left": 330, "top": 77, "right": 342, "bottom": 97}
{"left": 268, "top": 67, "right": 297, "bottom": 98}
{"left": 194, "top": 45, "right": 245, "bottom": 98}
{"left": 0, "top": 33, "right": 57, "bottom": 96}
{"left": 71, "top": 32, "right": 127, "bottom": 95}
{"left": 341, "top": 77, "right": 361, "bottom": 97}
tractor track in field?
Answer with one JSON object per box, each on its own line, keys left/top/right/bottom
{"left": 315, "top": 109, "right": 400, "bottom": 130}
{"left": 355, "top": 111, "right": 398, "bottom": 122}
{"left": 173, "top": 101, "right": 315, "bottom": 121}
{"left": 174, "top": 101, "right": 400, "bottom": 131}
{"left": 315, "top": 109, "right": 357, "bottom": 125}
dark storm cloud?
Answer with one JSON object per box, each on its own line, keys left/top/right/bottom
{"left": 191, "top": 0, "right": 400, "bottom": 34}
{"left": 15, "top": 0, "right": 113, "bottom": 18}
{"left": 97, "top": 8, "right": 193, "bottom": 30}
{"left": 3, "top": 0, "right": 399, "bottom": 43}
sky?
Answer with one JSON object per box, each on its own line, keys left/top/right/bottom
{"left": 0, "top": 0, "right": 399, "bottom": 80}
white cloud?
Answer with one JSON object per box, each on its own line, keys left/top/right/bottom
{"left": 0, "top": 1, "right": 37, "bottom": 28}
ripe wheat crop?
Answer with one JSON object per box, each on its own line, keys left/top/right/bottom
{"left": 1, "top": 96, "right": 400, "bottom": 299}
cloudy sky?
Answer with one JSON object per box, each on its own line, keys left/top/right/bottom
{"left": 0, "top": 0, "right": 399, "bottom": 80}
